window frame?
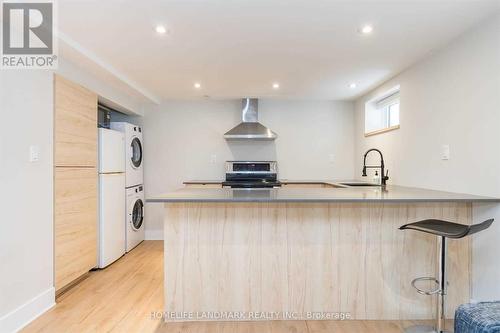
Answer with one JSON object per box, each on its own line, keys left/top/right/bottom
{"left": 364, "top": 86, "right": 400, "bottom": 137}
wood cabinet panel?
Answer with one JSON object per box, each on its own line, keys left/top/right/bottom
{"left": 54, "top": 75, "right": 97, "bottom": 167}
{"left": 54, "top": 167, "right": 97, "bottom": 292}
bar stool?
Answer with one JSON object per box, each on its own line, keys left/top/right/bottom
{"left": 399, "top": 218, "right": 494, "bottom": 333}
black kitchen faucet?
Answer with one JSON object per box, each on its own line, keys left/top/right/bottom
{"left": 362, "top": 148, "right": 389, "bottom": 186}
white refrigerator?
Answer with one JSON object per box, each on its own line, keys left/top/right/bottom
{"left": 98, "top": 128, "right": 126, "bottom": 268}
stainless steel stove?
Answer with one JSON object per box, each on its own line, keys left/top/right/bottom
{"left": 222, "top": 161, "right": 281, "bottom": 188}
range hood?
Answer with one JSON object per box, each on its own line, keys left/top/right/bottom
{"left": 224, "top": 98, "right": 277, "bottom": 140}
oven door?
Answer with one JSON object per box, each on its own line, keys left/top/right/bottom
{"left": 222, "top": 182, "right": 281, "bottom": 189}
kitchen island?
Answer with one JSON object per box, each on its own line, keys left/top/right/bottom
{"left": 148, "top": 185, "right": 498, "bottom": 322}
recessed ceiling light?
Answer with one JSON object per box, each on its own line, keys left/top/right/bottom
{"left": 349, "top": 83, "right": 357, "bottom": 89}
{"left": 155, "top": 25, "right": 167, "bottom": 34}
{"left": 272, "top": 83, "right": 280, "bottom": 89}
{"left": 359, "top": 24, "right": 373, "bottom": 35}
{"left": 194, "top": 82, "right": 201, "bottom": 89}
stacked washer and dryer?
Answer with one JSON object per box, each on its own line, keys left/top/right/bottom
{"left": 110, "top": 122, "right": 145, "bottom": 253}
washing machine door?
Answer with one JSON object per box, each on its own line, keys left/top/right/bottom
{"left": 130, "top": 137, "right": 143, "bottom": 169}
{"left": 131, "top": 198, "right": 144, "bottom": 231}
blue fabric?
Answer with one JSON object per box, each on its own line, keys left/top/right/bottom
{"left": 455, "top": 302, "right": 500, "bottom": 333}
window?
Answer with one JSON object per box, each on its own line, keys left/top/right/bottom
{"left": 364, "top": 86, "right": 400, "bottom": 136}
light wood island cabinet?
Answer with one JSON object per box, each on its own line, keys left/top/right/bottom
{"left": 148, "top": 185, "right": 500, "bottom": 322}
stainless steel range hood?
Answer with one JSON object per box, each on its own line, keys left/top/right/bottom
{"left": 224, "top": 98, "right": 277, "bottom": 140}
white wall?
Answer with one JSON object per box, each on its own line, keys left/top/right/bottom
{"left": 142, "top": 99, "right": 354, "bottom": 239}
{"left": 0, "top": 59, "right": 150, "bottom": 332}
{"left": 57, "top": 58, "right": 146, "bottom": 116}
{"left": 0, "top": 72, "right": 55, "bottom": 332}
{"left": 354, "top": 15, "right": 500, "bottom": 300}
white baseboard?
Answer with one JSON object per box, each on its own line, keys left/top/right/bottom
{"left": 0, "top": 287, "right": 55, "bottom": 333}
{"left": 145, "top": 229, "right": 163, "bottom": 240}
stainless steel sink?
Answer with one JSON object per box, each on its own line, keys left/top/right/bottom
{"left": 339, "top": 182, "right": 380, "bottom": 187}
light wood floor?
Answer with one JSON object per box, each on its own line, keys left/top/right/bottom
{"left": 22, "top": 241, "right": 447, "bottom": 333}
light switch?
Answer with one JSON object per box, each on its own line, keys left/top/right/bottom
{"left": 329, "top": 154, "right": 335, "bottom": 163}
{"left": 210, "top": 154, "right": 217, "bottom": 164}
{"left": 441, "top": 144, "right": 450, "bottom": 160}
{"left": 29, "top": 145, "right": 40, "bottom": 162}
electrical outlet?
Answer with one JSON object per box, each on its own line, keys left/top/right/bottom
{"left": 210, "top": 154, "right": 217, "bottom": 164}
{"left": 329, "top": 154, "right": 335, "bottom": 163}
{"left": 29, "top": 145, "right": 40, "bottom": 162}
{"left": 441, "top": 144, "right": 450, "bottom": 160}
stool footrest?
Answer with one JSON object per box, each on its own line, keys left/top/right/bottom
{"left": 411, "top": 276, "right": 441, "bottom": 295}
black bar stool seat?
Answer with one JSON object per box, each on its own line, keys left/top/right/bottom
{"left": 399, "top": 218, "right": 494, "bottom": 333}
{"left": 400, "top": 218, "right": 494, "bottom": 239}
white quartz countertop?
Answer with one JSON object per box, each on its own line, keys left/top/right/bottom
{"left": 183, "top": 179, "right": 376, "bottom": 185}
{"left": 148, "top": 184, "right": 499, "bottom": 203}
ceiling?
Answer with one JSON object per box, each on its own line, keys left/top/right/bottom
{"left": 58, "top": 0, "right": 500, "bottom": 102}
